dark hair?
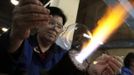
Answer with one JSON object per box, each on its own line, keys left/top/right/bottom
{"left": 124, "top": 52, "right": 134, "bottom": 68}
{"left": 47, "top": 7, "right": 67, "bottom": 25}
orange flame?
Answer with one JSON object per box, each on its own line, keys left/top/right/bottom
{"left": 92, "top": 4, "right": 127, "bottom": 43}
{"left": 75, "top": 4, "right": 128, "bottom": 63}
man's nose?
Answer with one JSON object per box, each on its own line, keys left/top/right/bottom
{"left": 51, "top": 24, "right": 62, "bottom": 33}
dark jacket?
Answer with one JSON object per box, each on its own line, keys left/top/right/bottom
{"left": 49, "top": 52, "right": 88, "bottom": 75}
{"left": 0, "top": 32, "right": 67, "bottom": 75}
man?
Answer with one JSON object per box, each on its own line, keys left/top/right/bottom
{"left": 0, "top": 0, "right": 67, "bottom": 75}
{"left": 121, "top": 52, "right": 134, "bottom": 75}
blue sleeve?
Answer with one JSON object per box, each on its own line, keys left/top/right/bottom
{"left": 53, "top": 47, "right": 67, "bottom": 65}
{"left": 121, "top": 72, "right": 132, "bottom": 75}
{"left": 44, "top": 45, "right": 67, "bottom": 71}
{"left": 121, "top": 67, "right": 133, "bottom": 75}
{"left": 48, "top": 53, "right": 87, "bottom": 75}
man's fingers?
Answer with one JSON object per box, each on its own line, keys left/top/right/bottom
{"left": 106, "top": 65, "right": 115, "bottom": 75}
{"left": 14, "top": 20, "right": 49, "bottom": 27}
{"left": 96, "top": 54, "right": 110, "bottom": 61}
{"left": 110, "top": 58, "right": 122, "bottom": 69}
{"left": 113, "top": 56, "right": 123, "bottom": 64}
{"left": 19, "top": 0, "right": 43, "bottom": 6}
{"left": 102, "top": 70, "right": 110, "bottom": 75}
{"left": 28, "top": 21, "right": 49, "bottom": 28}
{"left": 13, "top": 13, "right": 50, "bottom": 22}
{"left": 108, "top": 60, "right": 121, "bottom": 74}
{"left": 13, "top": 4, "right": 50, "bottom": 14}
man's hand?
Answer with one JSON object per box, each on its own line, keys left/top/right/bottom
{"left": 88, "top": 56, "right": 109, "bottom": 75}
{"left": 88, "top": 54, "right": 123, "bottom": 75}
{"left": 9, "top": 0, "right": 51, "bottom": 53}
{"left": 11, "top": 0, "right": 51, "bottom": 39}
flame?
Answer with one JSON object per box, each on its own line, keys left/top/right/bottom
{"left": 75, "top": 4, "right": 128, "bottom": 63}
{"left": 93, "top": 5, "right": 127, "bottom": 43}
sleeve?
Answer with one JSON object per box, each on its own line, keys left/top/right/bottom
{"left": 53, "top": 45, "right": 67, "bottom": 65}
{"left": 0, "top": 31, "right": 23, "bottom": 73}
{"left": 48, "top": 52, "right": 88, "bottom": 75}
{"left": 43, "top": 45, "right": 67, "bottom": 71}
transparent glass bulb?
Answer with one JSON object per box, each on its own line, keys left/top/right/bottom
{"left": 56, "top": 23, "right": 92, "bottom": 51}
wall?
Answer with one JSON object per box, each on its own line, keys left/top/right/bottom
{"left": 107, "top": 48, "right": 134, "bottom": 56}
{"left": 51, "top": 0, "right": 80, "bottom": 27}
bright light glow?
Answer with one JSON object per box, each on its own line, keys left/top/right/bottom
{"left": 11, "top": 0, "right": 19, "bottom": 5}
{"left": 83, "top": 33, "right": 92, "bottom": 39}
{"left": 99, "top": 42, "right": 104, "bottom": 45}
{"left": 93, "top": 61, "right": 98, "bottom": 65}
{"left": 75, "top": 3, "right": 128, "bottom": 63}
{"left": 2, "top": 28, "right": 8, "bottom": 32}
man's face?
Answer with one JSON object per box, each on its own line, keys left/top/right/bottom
{"left": 38, "top": 15, "right": 63, "bottom": 43}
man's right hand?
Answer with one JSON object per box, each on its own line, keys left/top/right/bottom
{"left": 88, "top": 54, "right": 123, "bottom": 75}
{"left": 8, "top": 0, "right": 51, "bottom": 53}
{"left": 11, "top": 0, "right": 51, "bottom": 39}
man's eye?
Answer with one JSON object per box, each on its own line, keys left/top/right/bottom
{"left": 50, "top": 22, "right": 54, "bottom": 25}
